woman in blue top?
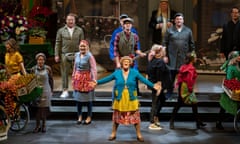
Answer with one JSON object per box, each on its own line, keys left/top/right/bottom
{"left": 72, "top": 40, "right": 97, "bottom": 125}
{"left": 95, "top": 56, "right": 161, "bottom": 142}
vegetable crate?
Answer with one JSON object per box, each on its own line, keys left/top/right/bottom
{"left": 17, "top": 77, "right": 37, "bottom": 96}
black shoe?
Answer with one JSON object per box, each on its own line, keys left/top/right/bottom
{"left": 196, "top": 121, "right": 206, "bottom": 129}
{"left": 137, "top": 136, "right": 144, "bottom": 142}
{"left": 83, "top": 120, "right": 91, "bottom": 125}
{"left": 33, "top": 127, "right": 41, "bottom": 133}
{"left": 216, "top": 121, "right": 224, "bottom": 130}
{"left": 77, "top": 121, "right": 82, "bottom": 125}
{"left": 108, "top": 136, "right": 116, "bottom": 141}
{"left": 42, "top": 126, "right": 46, "bottom": 133}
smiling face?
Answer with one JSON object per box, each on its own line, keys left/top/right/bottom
{"left": 79, "top": 41, "right": 89, "bottom": 55}
{"left": 121, "top": 59, "right": 131, "bottom": 70}
{"left": 37, "top": 56, "right": 45, "bottom": 67}
{"left": 66, "top": 15, "right": 76, "bottom": 28}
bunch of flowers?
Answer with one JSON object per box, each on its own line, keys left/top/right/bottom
{"left": 0, "top": 15, "right": 28, "bottom": 36}
{"left": 0, "top": 1, "right": 22, "bottom": 18}
{"left": 28, "top": 6, "right": 53, "bottom": 29}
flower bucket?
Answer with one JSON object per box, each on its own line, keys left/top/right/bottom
{"left": 16, "top": 34, "right": 27, "bottom": 44}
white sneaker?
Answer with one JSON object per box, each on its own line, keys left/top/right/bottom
{"left": 155, "top": 122, "right": 161, "bottom": 127}
{"left": 148, "top": 123, "right": 162, "bottom": 130}
{"left": 60, "top": 91, "right": 69, "bottom": 98}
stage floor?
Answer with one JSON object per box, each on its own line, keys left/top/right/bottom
{"left": 4, "top": 120, "right": 240, "bottom": 144}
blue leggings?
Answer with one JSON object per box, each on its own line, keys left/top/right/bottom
{"left": 76, "top": 101, "right": 93, "bottom": 117}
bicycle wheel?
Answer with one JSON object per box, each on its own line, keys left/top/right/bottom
{"left": 10, "top": 103, "right": 29, "bottom": 132}
{"left": 234, "top": 109, "right": 240, "bottom": 133}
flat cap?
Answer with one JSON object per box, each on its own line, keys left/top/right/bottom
{"left": 123, "top": 17, "right": 134, "bottom": 24}
{"left": 119, "top": 14, "right": 128, "bottom": 19}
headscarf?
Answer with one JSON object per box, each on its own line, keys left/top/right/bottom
{"left": 220, "top": 51, "right": 239, "bottom": 72}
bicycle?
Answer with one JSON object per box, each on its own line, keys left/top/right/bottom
{"left": 0, "top": 83, "right": 42, "bottom": 133}
{"left": 9, "top": 101, "right": 30, "bottom": 132}
{"left": 0, "top": 96, "right": 29, "bottom": 132}
{"left": 9, "top": 87, "right": 42, "bottom": 132}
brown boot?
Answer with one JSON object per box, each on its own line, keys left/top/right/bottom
{"left": 42, "top": 120, "right": 46, "bottom": 133}
{"left": 108, "top": 122, "right": 118, "bottom": 141}
{"left": 33, "top": 120, "right": 41, "bottom": 133}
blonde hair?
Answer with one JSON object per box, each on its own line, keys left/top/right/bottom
{"left": 157, "top": 0, "right": 171, "bottom": 19}
{"left": 151, "top": 44, "right": 166, "bottom": 56}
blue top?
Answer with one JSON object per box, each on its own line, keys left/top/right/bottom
{"left": 97, "top": 68, "right": 154, "bottom": 101}
{"left": 74, "top": 52, "right": 91, "bottom": 71}
{"left": 109, "top": 26, "right": 140, "bottom": 61}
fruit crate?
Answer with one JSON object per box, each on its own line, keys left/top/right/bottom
{"left": 222, "top": 84, "right": 240, "bottom": 101}
{"left": 17, "top": 77, "right": 37, "bottom": 96}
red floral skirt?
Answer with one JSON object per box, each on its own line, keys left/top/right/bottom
{"left": 72, "top": 70, "right": 94, "bottom": 92}
{"left": 112, "top": 110, "right": 141, "bottom": 125}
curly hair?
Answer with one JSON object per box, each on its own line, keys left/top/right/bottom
{"left": 5, "top": 38, "right": 19, "bottom": 51}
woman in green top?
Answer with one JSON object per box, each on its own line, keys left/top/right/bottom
{"left": 216, "top": 51, "right": 240, "bottom": 130}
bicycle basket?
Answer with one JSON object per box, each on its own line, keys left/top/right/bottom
{"left": 17, "top": 87, "right": 43, "bottom": 104}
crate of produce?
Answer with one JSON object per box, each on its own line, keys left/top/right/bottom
{"left": 18, "top": 87, "right": 43, "bottom": 104}
{"left": 17, "top": 87, "right": 28, "bottom": 96}
{"left": 27, "top": 77, "right": 37, "bottom": 93}
{"left": 222, "top": 79, "right": 240, "bottom": 101}
{"left": 16, "top": 74, "right": 37, "bottom": 96}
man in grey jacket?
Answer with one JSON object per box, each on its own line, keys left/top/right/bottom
{"left": 163, "top": 13, "right": 195, "bottom": 100}
{"left": 55, "top": 13, "right": 84, "bottom": 98}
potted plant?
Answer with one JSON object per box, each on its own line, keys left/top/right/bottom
{"left": 28, "top": 27, "right": 47, "bottom": 44}
{"left": 27, "top": 5, "right": 52, "bottom": 44}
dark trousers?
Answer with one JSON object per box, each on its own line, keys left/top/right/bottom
{"left": 150, "top": 89, "right": 166, "bottom": 123}
{"left": 170, "top": 85, "right": 200, "bottom": 123}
